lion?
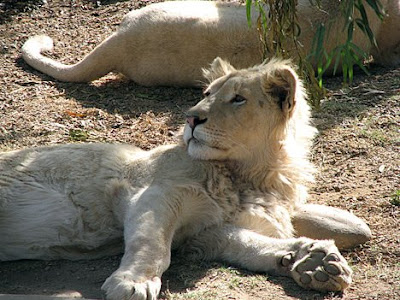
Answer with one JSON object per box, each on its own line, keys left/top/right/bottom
{"left": 21, "top": 0, "right": 400, "bottom": 87}
{"left": 0, "top": 58, "right": 371, "bottom": 299}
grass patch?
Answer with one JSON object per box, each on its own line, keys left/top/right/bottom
{"left": 359, "top": 128, "right": 390, "bottom": 146}
{"left": 69, "top": 129, "right": 89, "bottom": 141}
{"left": 390, "top": 190, "right": 400, "bottom": 206}
{"left": 164, "top": 289, "right": 219, "bottom": 300}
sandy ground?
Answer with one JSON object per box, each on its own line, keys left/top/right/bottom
{"left": 0, "top": 0, "right": 399, "bottom": 299}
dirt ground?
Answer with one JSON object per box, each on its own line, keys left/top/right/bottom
{"left": 0, "top": 0, "right": 399, "bottom": 299}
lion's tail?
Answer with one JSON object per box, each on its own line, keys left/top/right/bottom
{"left": 21, "top": 34, "right": 119, "bottom": 82}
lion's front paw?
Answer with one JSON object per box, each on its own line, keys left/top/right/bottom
{"left": 101, "top": 271, "right": 161, "bottom": 300}
{"left": 289, "top": 240, "right": 352, "bottom": 292}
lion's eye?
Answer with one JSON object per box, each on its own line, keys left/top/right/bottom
{"left": 230, "top": 95, "right": 246, "bottom": 106}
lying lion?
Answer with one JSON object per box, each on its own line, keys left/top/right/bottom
{"left": 21, "top": 0, "right": 400, "bottom": 86}
{"left": 1, "top": 58, "right": 371, "bottom": 299}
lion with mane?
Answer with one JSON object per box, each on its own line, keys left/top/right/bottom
{"left": 0, "top": 58, "right": 371, "bottom": 299}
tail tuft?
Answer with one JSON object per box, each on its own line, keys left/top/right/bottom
{"left": 22, "top": 35, "right": 54, "bottom": 56}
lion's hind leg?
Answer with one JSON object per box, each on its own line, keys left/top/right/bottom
{"left": 292, "top": 204, "right": 372, "bottom": 249}
{"left": 0, "top": 179, "right": 86, "bottom": 260}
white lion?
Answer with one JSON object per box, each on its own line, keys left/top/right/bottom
{"left": 0, "top": 58, "right": 371, "bottom": 299}
{"left": 21, "top": 0, "right": 400, "bottom": 86}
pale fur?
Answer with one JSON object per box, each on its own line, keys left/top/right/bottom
{"left": 21, "top": 0, "right": 400, "bottom": 87}
{"left": 1, "top": 59, "right": 370, "bottom": 299}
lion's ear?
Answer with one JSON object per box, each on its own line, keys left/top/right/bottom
{"left": 202, "top": 57, "right": 236, "bottom": 83}
{"left": 262, "top": 65, "right": 298, "bottom": 117}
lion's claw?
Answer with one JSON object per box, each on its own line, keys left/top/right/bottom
{"left": 290, "top": 240, "right": 352, "bottom": 291}
{"left": 281, "top": 252, "right": 295, "bottom": 267}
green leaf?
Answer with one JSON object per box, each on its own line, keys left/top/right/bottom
{"left": 322, "top": 50, "right": 333, "bottom": 73}
{"left": 347, "top": 20, "right": 354, "bottom": 42}
{"left": 350, "top": 42, "right": 369, "bottom": 57}
{"left": 332, "top": 46, "right": 343, "bottom": 75}
{"left": 356, "top": 1, "right": 378, "bottom": 47}
{"left": 246, "top": 0, "right": 253, "bottom": 27}
{"left": 365, "top": 0, "right": 385, "bottom": 20}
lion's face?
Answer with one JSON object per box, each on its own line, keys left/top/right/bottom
{"left": 183, "top": 58, "right": 302, "bottom": 161}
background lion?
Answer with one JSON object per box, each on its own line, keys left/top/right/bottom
{"left": 21, "top": 0, "right": 400, "bottom": 87}
{"left": 0, "top": 58, "right": 371, "bottom": 299}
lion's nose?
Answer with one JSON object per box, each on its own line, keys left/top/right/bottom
{"left": 186, "top": 115, "right": 207, "bottom": 129}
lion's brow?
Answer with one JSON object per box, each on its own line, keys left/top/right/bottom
{"left": 208, "top": 73, "right": 234, "bottom": 95}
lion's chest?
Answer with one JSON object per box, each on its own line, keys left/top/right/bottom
{"left": 170, "top": 166, "right": 241, "bottom": 247}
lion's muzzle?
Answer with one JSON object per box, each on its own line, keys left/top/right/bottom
{"left": 186, "top": 115, "right": 208, "bottom": 129}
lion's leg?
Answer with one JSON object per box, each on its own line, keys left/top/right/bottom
{"left": 102, "top": 186, "right": 178, "bottom": 300}
{"left": 292, "top": 204, "right": 372, "bottom": 249}
{"left": 187, "top": 225, "right": 352, "bottom": 292}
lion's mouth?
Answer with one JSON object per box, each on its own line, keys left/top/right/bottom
{"left": 184, "top": 125, "right": 228, "bottom": 152}
{"left": 188, "top": 136, "right": 202, "bottom": 146}
{"left": 188, "top": 136, "right": 228, "bottom": 151}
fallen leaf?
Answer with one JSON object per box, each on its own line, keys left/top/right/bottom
{"left": 65, "top": 110, "right": 87, "bottom": 118}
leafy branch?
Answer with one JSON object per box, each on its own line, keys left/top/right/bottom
{"left": 246, "top": 0, "right": 385, "bottom": 106}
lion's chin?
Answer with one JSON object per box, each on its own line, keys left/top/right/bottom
{"left": 187, "top": 138, "right": 228, "bottom": 161}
